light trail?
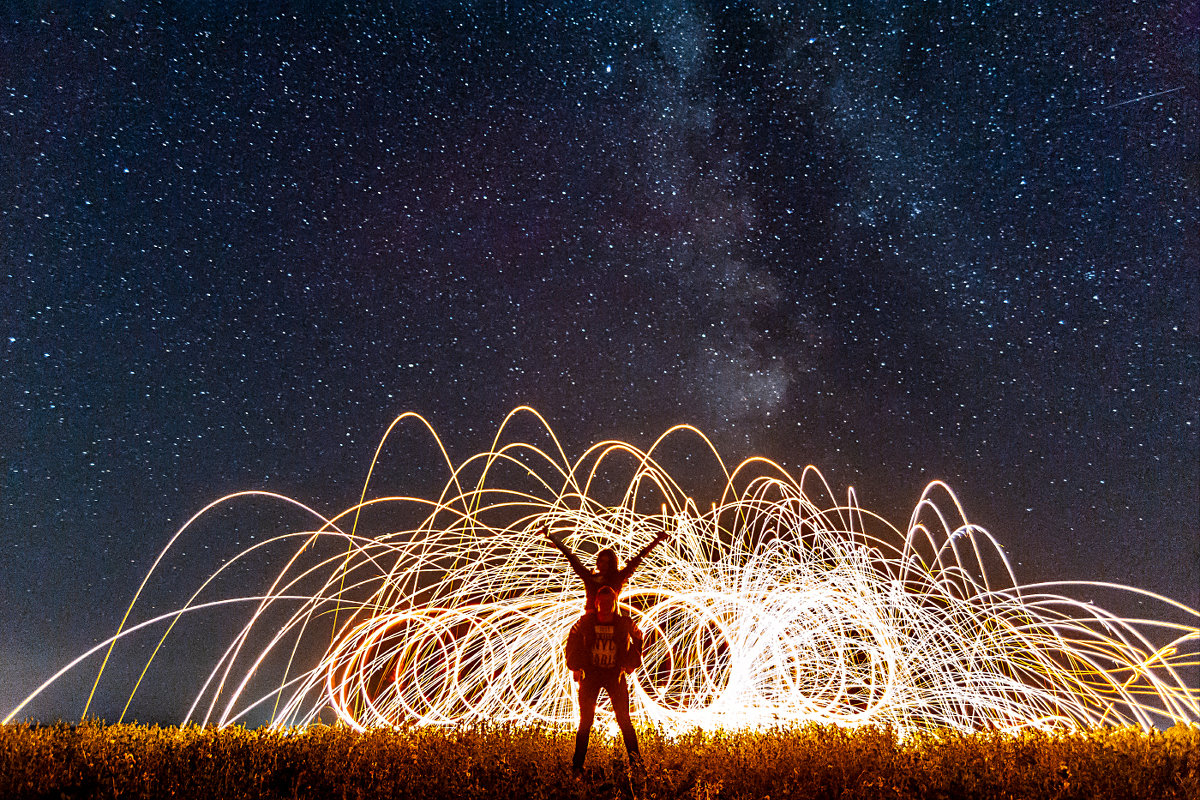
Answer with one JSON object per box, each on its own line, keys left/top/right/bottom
{"left": 7, "top": 407, "right": 1198, "bottom": 736}
{"left": 1100, "top": 86, "right": 1182, "bottom": 110}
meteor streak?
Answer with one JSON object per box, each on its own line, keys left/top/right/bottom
{"left": 7, "top": 408, "right": 1198, "bottom": 736}
{"left": 1100, "top": 86, "right": 1183, "bottom": 110}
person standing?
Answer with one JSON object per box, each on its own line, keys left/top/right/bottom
{"left": 564, "top": 586, "right": 644, "bottom": 774}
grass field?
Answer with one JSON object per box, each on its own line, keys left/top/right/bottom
{"left": 1, "top": 721, "right": 1196, "bottom": 799}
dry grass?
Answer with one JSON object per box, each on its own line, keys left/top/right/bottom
{"left": 0, "top": 721, "right": 1196, "bottom": 799}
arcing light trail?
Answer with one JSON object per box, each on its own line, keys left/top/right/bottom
{"left": 7, "top": 407, "right": 1198, "bottom": 735}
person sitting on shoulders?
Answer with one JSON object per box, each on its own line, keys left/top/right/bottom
{"left": 541, "top": 523, "right": 667, "bottom": 612}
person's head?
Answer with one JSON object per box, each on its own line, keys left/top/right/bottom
{"left": 596, "top": 586, "right": 618, "bottom": 622}
{"left": 595, "top": 547, "right": 619, "bottom": 577}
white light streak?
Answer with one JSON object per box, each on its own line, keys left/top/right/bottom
{"left": 7, "top": 408, "right": 1198, "bottom": 737}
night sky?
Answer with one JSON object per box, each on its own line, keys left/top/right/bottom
{"left": 3, "top": 2, "right": 1197, "bottom": 722}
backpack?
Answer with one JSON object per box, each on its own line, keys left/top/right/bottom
{"left": 565, "top": 612, "right": 643, "bottom": 672}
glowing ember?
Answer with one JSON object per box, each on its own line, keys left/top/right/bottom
{"left": 7, "top": 408, "right": 1198, "bottom": 735}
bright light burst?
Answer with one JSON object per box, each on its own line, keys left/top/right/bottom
{"left": 7, "top": 408, "right": 1198, "bottom": 736}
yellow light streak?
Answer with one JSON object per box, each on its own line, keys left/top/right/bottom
{"left": 6, "top": 407, "right": 1198, "bottom": 736}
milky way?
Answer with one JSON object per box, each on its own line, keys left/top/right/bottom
{"left": 2, "top": 2, "right": 1196, "bottom": 721}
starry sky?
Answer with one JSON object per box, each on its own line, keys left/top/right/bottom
{"left": 3, "top": 2, "right": 1197, "bottom": 722}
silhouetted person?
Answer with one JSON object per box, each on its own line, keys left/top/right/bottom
{"left": 564, "top": 586, "right": 644, "bottom": 774}
{"left": 542, "top": 524, "right": 667, "bottom": 611}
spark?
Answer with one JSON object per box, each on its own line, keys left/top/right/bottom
{"left": 6, "top": 408, "right": 1198, "bottom": 736}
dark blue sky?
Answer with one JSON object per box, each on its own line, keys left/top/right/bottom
{"left": 3, "top": 1, "right": 1196, "bottom": 721}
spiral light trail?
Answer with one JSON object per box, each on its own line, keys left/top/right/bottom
{"left": 7, "top": 407, "right": 1198, "bottom": 736}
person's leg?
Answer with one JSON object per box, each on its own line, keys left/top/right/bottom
{"left": 608, "top": 673, "right": 640, "bottom": 758}
{"left": 573, "top": 675, "right": 602, "bottom": 771}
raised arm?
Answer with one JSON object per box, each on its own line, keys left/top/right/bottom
{"left": 542, "top": 526, "right": 591, "bottom": 584}
{"left": 619, "top": 530, "right": 668, "bottom": 583}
